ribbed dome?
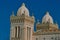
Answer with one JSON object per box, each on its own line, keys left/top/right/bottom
{"left": 42, "top": 12, "right": 53, "bottom": 24}
{"left": 17, "top": 3, "right": 29, "bottom": 16}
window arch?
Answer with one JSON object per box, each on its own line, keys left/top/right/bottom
{"left": 27, "top": 27, "right": 31, "bottom": 40}
{"left": 36, "top": 38, "right": 38, "bottom": 40}
{"left": 15, "top": 26, "right": 20, "bottom": 38}
{"left": 15, "top": 26, "right": 17, "bottom": 37}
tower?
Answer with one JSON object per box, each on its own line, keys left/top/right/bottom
{"left": 10, "top": 3, "right": 35, "bottom": 40}
{"left": 36, "top": 11, "right": 58, "bottom": 31}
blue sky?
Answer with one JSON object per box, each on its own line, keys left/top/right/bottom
{"left": 0, "top": 0, "right": 60, "bottom": 40}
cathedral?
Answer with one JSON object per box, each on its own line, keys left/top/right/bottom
{"left": 10, "top": 3, "right": 60, "bottom": 40}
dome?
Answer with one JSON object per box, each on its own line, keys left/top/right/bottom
{"left": 42, "top": 12, "right": 53, "bottom": 24}
{"left": 11, "top": 11, "right": 15, "bottom": 16}
{"left": 17, "top": 3, "right": 29, "bottom": 16}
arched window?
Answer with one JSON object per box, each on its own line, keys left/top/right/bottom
{"left": 18, "top": 26, "right": 20, "bottom": 38}
{"left": 43, "top": 37, "right": 45, "bottom": 40}
{"left": 27, "top": 27, "right": 31, "bottom": 40}
{"left": 15, "top": 27, "right": 17, "bottom": 37}
{"left": 15, "top": 26, "right": 20, "bottom": 38}
{"left": 36, "top": 38, "right": 38, "bottom": 40}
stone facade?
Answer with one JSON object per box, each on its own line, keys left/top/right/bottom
{"left": 10, "top": 3, "right": 60, "bottom": 40}
{"left": 10, "top": 3, "right": 35, "bottom": 40}
{"left": 33, "top": 11, "right": 60, "bottom": 40}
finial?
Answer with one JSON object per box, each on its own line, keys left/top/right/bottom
{"left": 32, "top": 13, "right": 35, "bottom": 18}
{"left": 12, "top": 11, "right": 14, "bottom": 16}
{"left": 32, "top": 13, "right": 34, "bottom": 16}
{"left": 46, "top": 11, "right": 49, "bottom": 15}
{"left": 55, "top": 21, "right": 58, "bottom": 28}
{"left": 37, "top": 19, "right": 40, "bottom": 24}
{"left": 55, "top": 21, "right": 58, "bottom": 24}
{"left": 22, "top": 3, "right": 25, "bottom": 6}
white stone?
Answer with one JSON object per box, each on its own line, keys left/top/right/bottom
{"left": 42, "top": 12, "right": 53, "bottom": 24}
{"left": 17, "top": 3, "right": 29, "bottom": 16}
